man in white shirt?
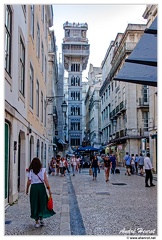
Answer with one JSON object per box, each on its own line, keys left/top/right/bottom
{"left": 144, "top": 153, "right": 155, "bottom": 187}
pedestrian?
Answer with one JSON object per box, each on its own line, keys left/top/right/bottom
{"left": 130, "top": 154, "right": 135, "bottom": 174}
{"left": 76, "top": 155, "right": 80, "bottom": 172}
{"left": 144, "top": 153, "right": 155, "bottom": 187}
{"left": 56, "top": 155, "right": 60, "bottom": 176}
{"left": 109, "top": 153, "right": 116, "bottom": 174}
{"left": 135, "top": 154, "right": 139, "bottom": 174}
{"left": 124, "top": 152, "right": 131, "bottom": 176}
{"left": 59, "top": 157, "right": 64, "bottom": 176}
{"left": 65, "top": 157, "right": 70, "bottom": 173}
{"left": 78, "top": 156, "right": 83, "bottom": 173}
{"left": 91, "top": 155, "right": 99, "bottom": 180}
{"left": 71, "top": 156, "right": 77, "bottom": 176}
{"left": 138, "top": 153, "right": 144, "bottom": 175}
{"left": 26, "top": 157, "right": 55, "bottom": 228}
{"left": 49, "top": 157, "right": 56, "bottom": 176}
{"left": 104, "top": 155, "right": 111, "bottom": 182}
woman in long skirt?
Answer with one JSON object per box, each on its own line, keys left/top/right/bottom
{"left": 26, "top": 157, "right": 55, "bottom": 228}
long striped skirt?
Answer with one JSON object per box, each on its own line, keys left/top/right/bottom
{"left": 29, "top": 183, "right": 55, "bottom": 220}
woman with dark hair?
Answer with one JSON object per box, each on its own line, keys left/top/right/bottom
{"left": 26, "top": 157, "right": 55, "bottom": 228}
{"left": 91, "top": 155, "right": 99, "bottom": 180}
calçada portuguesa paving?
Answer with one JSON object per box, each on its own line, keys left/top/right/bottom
{"left": 5, "top": 168, "right": 157, "bottom": 236}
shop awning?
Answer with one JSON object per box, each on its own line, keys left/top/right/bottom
{"left": 58, "top": 139, "right": 67, "bottom": 145}
{"left": 114, "top": 17, "right": 157, "bottom": 87}
{"left": 114, "top": 61, "right": 157, "bottom": 87}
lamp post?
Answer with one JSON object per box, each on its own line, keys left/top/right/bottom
{"left": 61, "top": 100, "right": 68, "bottom": 142}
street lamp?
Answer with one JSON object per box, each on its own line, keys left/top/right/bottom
{"left": 61, "top": 100, "right": 68, "bottom": 141}
{"left": 61, "top": 100, "right": 68, "bottom": 113}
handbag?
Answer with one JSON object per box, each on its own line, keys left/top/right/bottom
{"left": 89, "top": 168, "right": 92, "bottom": 175}
{"left": 37, "top": 173, "right": 54, "bottom": 210}
{"left": 47, "top": 195, "right": 54, "bottom": 211}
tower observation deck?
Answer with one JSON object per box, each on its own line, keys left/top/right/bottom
{"left": 62, "top": 21, "right": 90, "bottom": 148}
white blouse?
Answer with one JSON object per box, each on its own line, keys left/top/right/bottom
{"left": 28, "top": 168, "right": 46, "bottom": 184}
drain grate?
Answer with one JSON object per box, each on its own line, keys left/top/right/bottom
{"left": 5, "top": 220, "right": 12, "bottom": 225}
{"left": 96, "top": 192, "right": 110, "bottom": 195}
{"left": 112, "top": 183, "right": 127, "bottom": 186}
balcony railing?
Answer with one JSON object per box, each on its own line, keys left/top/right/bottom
{"left": 110, "top": 101, "right": 126, "bottom": 119}
{"left": 139, "top": 98, "right": 149, "bottom": 106}
{"left": 63, "top": 49, "right": 90, "bottom": 56}
{"left": 63, "top": 37, "right": 88, "bottom": 43}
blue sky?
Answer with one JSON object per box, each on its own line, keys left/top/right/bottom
{"left": 52, "top": 4, "right": 147, "bottom": 79}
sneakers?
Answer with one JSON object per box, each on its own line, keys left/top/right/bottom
{"left": 34, "top": 223, "right": 40, "bottom": 228}
{"left": 150, "top": 184, "right": 155, "bottom": 187}
{"left": 40, "top": 220, "right": 45, "bottom": 226}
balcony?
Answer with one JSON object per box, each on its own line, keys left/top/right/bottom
{"left": 138, "top": 98, "right": 149, "bottom": 107}
{"left": 110, "top": 101, "right": 126, "bottom": 119}
{"left": 62, "top": 48, "right": 90, "bottom": 57}
{"left": 63, "top": 37, "right": 88, "bottom": 43}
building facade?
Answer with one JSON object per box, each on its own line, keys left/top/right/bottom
{"left": 62, "top": 22, "right": 90, "bottom": 148}
{"left": 100, "top": 23, "right": 147, "bottom": 165}
{"left": 84, "top": 64, "right": 102, "bottom": 148}
{"left": 4, "top": 4, "right": 55, "bottom": 205}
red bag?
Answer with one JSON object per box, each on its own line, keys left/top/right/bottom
{"left": 47, "top": 195, "right": 53, "bottom": 211}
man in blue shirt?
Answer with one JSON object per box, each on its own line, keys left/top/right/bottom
{"left": 135, "top": 154, "right": 139, "bottom": 174}
{"left": 109, "top": 153, "right": 116, "bottom": 174}
{"left": 124, "top": 152, "right": 131, "bottom": 176}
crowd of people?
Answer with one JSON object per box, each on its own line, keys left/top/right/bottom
{"left": 48, "top": 153, "right": 118, "bottom": 183}
{"left": 123, "top": 152, "right": 155, "bottom": 187}
{"left": 26, "top": 151, "right": 155, "bottom": 228}
{"left": 48, "top": 151, "right": 156, "bottom": 187}
{"left": 48, "top": 155, "right": 82, "bottom": 177}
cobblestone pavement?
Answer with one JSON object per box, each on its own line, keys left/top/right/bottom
{"left": 5, "top": 174, "right": 70, "bottom": 235}
{"left": 70, "top": 168, "right": 157, "bottom": 236}
{"left": 5, "top": 168, "right": 157, "bottom": 236}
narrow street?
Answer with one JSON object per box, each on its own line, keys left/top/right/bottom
{"left": 5, "top": 168, "right": 157, "bottom": 236}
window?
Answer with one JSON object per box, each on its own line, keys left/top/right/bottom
{"left": 41, "top": 5, "right": 44, "bottom": 22}
{"left": 71, "top": 63, "right": 80, "bottom": 72}
{"left": 20, "top": 37, "right": 25, "bottom": 96}
{"left": 41, "top": 91, "right": 43, "bottom": 122}
{"left": 44, "top": 56, "right": 47, "bottom": 82}
{"left": 76, "top": 76, "right": 80, "bottom": 86}
{"left": 123, "top": 86, "right": 125, "bottom": 102}
{"left": 30, "top": 63, "right": 34, "bottom": 108}
{"left": 44, "top": 100, "right": 46, "bottom": 127}
{"left": 142, "top": 112, "right": 149, "bottom": 131}
{"left": 108, "top": 85, "right": 110, "bottom": 95}
{"left": 30, "top": 5, "right": 34, "bottom": 38}
{"left": 111, "top": 82, "right": 113, "bottom": 92}
{"left": 71, "top": 138, "right": 80, "bottom": 146}
{"left": 36, "top": 80, "right": 39, "bottom": 117}
{"left": 73, "top": 30, "right": 79, "bottom": 37}
{"left": 41, "top": 42, "right": 44, "bottom": 73}
{"left": 41, "top": 142, "right": 43, "bottom": 162}
{"left": 5, "top": 5, "right": 12, "bottom": 75}
{"left": 142, "top": 85, "right": 149, "bottom": 102}
{"left": 36, "top": 23, "right": 40, "bottom": 58}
